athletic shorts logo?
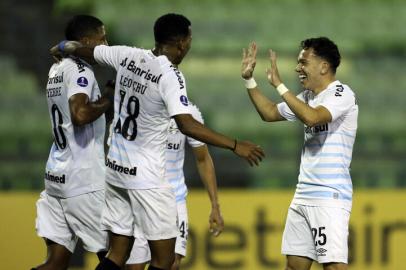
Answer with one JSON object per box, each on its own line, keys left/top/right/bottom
{"left": 77, "top": 77, "right": 88, "bottom": 87}
{"left": 180, "top": 95, "right": 188, "bottom": 106}
{"left": 316, "top": 247, "right": 327, "bottom": 256}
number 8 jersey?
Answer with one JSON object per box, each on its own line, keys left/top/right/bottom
{"left": 94, "top": 45, "right": 191, "bottom": 189}
{"left": 45, "top": 57, "right": 106, "bottom": 198}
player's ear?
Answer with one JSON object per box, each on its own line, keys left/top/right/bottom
{"left": 320, "top": 61, "right": 329, "bottom": 75}
{"left": 80, "top": 37, "right": 90, "bottom": 46}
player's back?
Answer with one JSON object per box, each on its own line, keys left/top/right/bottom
{"left": 45, "top": 57, "right": 106, "bottom": 198}
{"left": 95, "top": 46, "right": 191, "bottom": 190}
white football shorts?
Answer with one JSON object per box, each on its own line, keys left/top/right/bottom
{"left": 126, "top": 200, "right": 188, "bottom": 264}
{"left": 281, "top": 203, "right": 350, "bottom": 264}
{"left": 101, "top": 183, "right": 178, "bottom": 240}
{"left": 35, "top": 190, "right": 108, "bottom": 253}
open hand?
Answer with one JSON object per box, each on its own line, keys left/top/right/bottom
{"left": 241, "top": 42, "right": 258, "bottom": 79}
{"left": 265, "top": 49, "right": 282, "bottom": 88}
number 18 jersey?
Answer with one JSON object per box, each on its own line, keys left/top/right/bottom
{"left": 94, "top": 45, "right": 191, "bottom": 189}
{"left": 45, "top": 57, "right": 106, "bottom": 198}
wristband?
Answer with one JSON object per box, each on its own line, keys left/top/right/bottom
{"left": 244, "top": 78, "right": 257, "bottom": 89}
{"left": 276, "top": 83, "right": 289, "bottom": 96}
{"left": 58, "top": 40, "right": 68, "bottom": 53}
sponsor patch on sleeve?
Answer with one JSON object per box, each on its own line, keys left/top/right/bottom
{"left": 180, "top": 95, "right": 189, "bottom": 106}
{"left": 77, "top": 77, "right": 89, "bottom": 87}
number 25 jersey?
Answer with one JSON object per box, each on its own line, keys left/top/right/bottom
{"left": 45, "top": 57, "right": 106, "bottom": 198}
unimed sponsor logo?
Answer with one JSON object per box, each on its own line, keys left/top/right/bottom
{"left": 105, "top": 158, "right": 137, "bottom": 176}
{"left": 44, "top": 171, "right": 66, "bottom": 184}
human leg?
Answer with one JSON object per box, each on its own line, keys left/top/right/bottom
{"left": 285, "top": 255, "right": 313, "bottom": 270}
{"left": 33, "top": 239, "right": 72, "bottom": 270}
{"left": 33, "top": 191, "right": 76, "bottom": 270}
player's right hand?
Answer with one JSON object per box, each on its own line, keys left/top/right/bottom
{"left": 49, "top": 40, "right": 83, "bottom": 60}
{"left": 233, "top": 140, "right": 265, "bottom": 166}
{"left": 241, "top": 42, "right": 258, "bottom": 80}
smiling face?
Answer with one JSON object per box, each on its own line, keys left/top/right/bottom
{"left": 295, "top": 48, "right": 330, "bottom": 93}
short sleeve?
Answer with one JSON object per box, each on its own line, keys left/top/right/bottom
{"left": 277, "top": 92, "right": 306, "bottom": 121}
{"left": 94, "top": 45, "right": 130, "bottom": 70}
{"left": 65, "top": 64, "right": 95, "bottom": 99}
{"left": 318, "top": 85, "right": 356, "bottom": 122}
{"left": 186, "top": 104, "right": 205, "bottom": 148}
{"left": 160, "top": 67, "right": 191, "bottom": 117}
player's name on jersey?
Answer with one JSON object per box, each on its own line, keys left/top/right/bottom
{"left": 122, "top": 58, "right": 162, "bottom": 84}
{"left": 47, "top": 73, "right": 63, "bottom": 85}
{"left": 44, "top": 171, "right": 66, "bottom": 184}
{"left": 119, "top": 75, "right": 147, "bottom": 94}
{"left": 105, "top": 157, "right": 137, "bottom": 176}
{"left": 47, "top": 87, "right": 62, "bottom": 98}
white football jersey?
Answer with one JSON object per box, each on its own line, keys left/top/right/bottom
{"left": 277, "top": 80, "right": 358, "bottom": 211}
{"left": 45, "top": 57, "right": 106, "bottom": 198}
{"left": 94, "top": 45, "right": 191, "bottom": 189}
{"left": 166, "top": 103, "right": 204, "bottom": 203}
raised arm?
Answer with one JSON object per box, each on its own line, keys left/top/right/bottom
{"left": 69, "top": 81, "right": 114, "bottom": 126}
{"left": 50, "top": 41, "right": 96, "bottom": 64}
{"left": 192, "top": 145, "right": 224, "bottom": 236}
{"left": 173, "top": 114, "right": 264, "bottom": 166}
{"left": 241, "top": 42, "right": 285, "bottom": 122}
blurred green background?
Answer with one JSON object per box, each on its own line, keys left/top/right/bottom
{"left": 1, "top": 0, "right": 405, "bottom": 190}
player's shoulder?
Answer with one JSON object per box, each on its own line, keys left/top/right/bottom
{"left": 61, "top": 57, "right": 94, "bottom": 75}
{"left": 325, "top": 80, "right": 355, "bottom": 98}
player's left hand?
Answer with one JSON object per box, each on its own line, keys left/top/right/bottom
{"left": 209, "top": 205, "right": 224, "bottom": 237}
{"left": 266, "top": 49, "right": 283, "bottom": 88}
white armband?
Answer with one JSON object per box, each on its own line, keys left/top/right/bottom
{"left": 276, "top": 83, "right": 289, "bottom": 96}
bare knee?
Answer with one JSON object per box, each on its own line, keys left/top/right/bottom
{"left": 285, "top": 255, "right": 312, "bottom": 270}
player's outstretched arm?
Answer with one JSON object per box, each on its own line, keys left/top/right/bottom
{"left": 192, "top": 145, "right": 224, "bottom": 237}
{"left": 174, "top": 114, "right": 265, "bottom": 166}
{"left": 267, "top": 49, "right": 332, "bottom": 127}
{"left": 69, "top": 81, "right": 114, "bottom": 126}
{"left": 242, "top": 42, "right": 284, "bottom": 122}
{"left": 50, "top": 41, "right": 96, "bottom": 64}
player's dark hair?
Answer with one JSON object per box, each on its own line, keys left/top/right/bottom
{"left": 154, "top": 13, "right": 191, "bottom": 44}
{"left": 65, "top": 15, "right": 104, "bottom": 41}
{"left": 300, "top": 37, "right": 341, "bottom": 74}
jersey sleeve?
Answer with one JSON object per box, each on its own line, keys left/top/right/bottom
{"left": 159, "top": 68, "right": 191, "bottom": 117}
{"left": 318, "top": 85, "right": 356, "bottom": 122}
{"left": 65, "top": 63, "right": 95, "bottom": 99}
{"left": 186, "top": 104, "right": 205, "bottom": 148}
{"left": 93, "top": 45, "right": 130, "bottom": 70}
{"left": 276, "top": 92, "right": 306, "bottom": 121}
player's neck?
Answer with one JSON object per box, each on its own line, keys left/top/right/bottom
{"left": 312, "top": 75, "right": 336, "bottom": 95}
{"left": 152, "top": 46, "right": 179, "bottom": 67}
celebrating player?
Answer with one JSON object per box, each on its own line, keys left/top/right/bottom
{"left": 32, "top": 15, "right": 113, "bottom": 270}
{"left": 241, "top": 37, "right": 358, "bottom": 270}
